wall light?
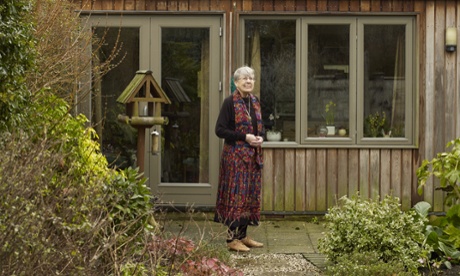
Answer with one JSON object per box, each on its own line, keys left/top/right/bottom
{"left": 446, "top": 27, "right": 457, "bottom": 52}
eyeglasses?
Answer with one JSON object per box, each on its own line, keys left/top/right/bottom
{"left": 239, "top": 77, "right": 255, "bottom": 82}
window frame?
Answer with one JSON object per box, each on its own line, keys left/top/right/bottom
{"left": 240, "top": 15, "right": 418, "bottom": 148}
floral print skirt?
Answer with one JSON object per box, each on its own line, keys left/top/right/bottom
{"left": 214, "top": 143, "right": 262, "bottom": 228}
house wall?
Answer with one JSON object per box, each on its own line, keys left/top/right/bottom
{"left": 75, "top": 0, "right": 460, "bottom": 212}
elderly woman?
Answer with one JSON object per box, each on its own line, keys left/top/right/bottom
{"left": 214, "top": 66, "right": 265, "bottom": 252}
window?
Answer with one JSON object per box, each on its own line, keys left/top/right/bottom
{"left": 242, "top": 16, "right": 416, "bottom": 147}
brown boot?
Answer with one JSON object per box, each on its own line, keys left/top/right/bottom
{"left": 241, "top": 237, "right": 264, "bottom": 248}
{"left": 227, "top": 240, "right": 250, "bottom": 252}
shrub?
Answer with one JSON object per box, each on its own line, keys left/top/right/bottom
{"left": 417, "top": 137, "right": 460, "bottom": 206}
{"left": 318, "top": 194, "right": 431, "bottom": 275}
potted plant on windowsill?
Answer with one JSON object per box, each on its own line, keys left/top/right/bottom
{"left": 323, "top": 101, "right": 336, "bottom": 136}
{"left": 266, "top": 112, "right": 282, "bottom": 141}
{"left": 366, "top": 111, "right": 386, "bottom": 137}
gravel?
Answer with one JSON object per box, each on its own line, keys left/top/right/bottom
{"left": 229, "top": 253, "right": 324, "bottom": 275}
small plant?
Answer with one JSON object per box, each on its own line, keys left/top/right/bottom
{"left": 366, "top": 110, "right": 386, "bottom": 137}
{"left": 268, "top": 112, "right": 280, "bottom": 133}
{"left": 417, "top": 137, "right": 460, "bottom": 206}
{"left": 323, "top": 101, "right": 336, "bottom": 126}
{"left": 318, "top": 193, "right": 430, "bottom": 275}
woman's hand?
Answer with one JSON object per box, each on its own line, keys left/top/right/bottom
{"left": 246, "top": 134, "right": 264, "bottom": 147}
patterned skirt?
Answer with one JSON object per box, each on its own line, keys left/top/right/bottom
{"left": 214, "top": 143, "right": 262, "bottom": 228}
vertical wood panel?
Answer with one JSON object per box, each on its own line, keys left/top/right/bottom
{"left": 198, "top": 0, "right": 210, "bottom": 11}
{"left": 295, "top": 149, "right": 306, "bottom": 211}
{"left": 295, "top": 0, "right": 306, "bottom": 11}
{"left": 359, "top": 150, "right": 370, "bottom": 198}
{"left": 457, "top": 1, "right": 460, "bottom": 137}
{"left": 284, "top": 149, "right": 296, "bottom": 211}
{"left": 360, "top": 0, "right": 370, "bottom": 12}
{"left": 393, "top": 0, "right": 404, "bottom": 12}
{"left": 370, "top": 0, "right": 381, "bottom": 11}
{"left": 381, "top": 0, "right": 391, "bottom": 12}
{"left": 124, "top": 0, "right": 135, "bottom": 10}
{"left": 306, "top": 150, "right": 317, "bottom": 210}
{"left": 135, "top": 0, "right": 145, "bottom": 10}
{"left": 167, "top": 1, "right": 178, "bottom": 11}
{"left": 401, "top": 150, "right": 413, "bottom": 210}
{"left": 188, "top": 0, "right": 199, "bottom": 11}
{"left": 306, "top": 0, "right": 317, "bottom": 11}
{"left": 92, "top": 0, "right": 103, "bottom": 9}
{"left": 274, "top": 149, "right": 285, "bottom": 210}
{"left": 252, "top": 0, "right": 263, "bottom": 10}
{"left": 433, "top": 0, "right": 446, "bottom": 211}
{"left": 337, "top": 149, "right": 349, "bottom": 198}
{"left": 380, "top": 149, "right": 391, "bottom": 196}
{"left": 101, "top": 0, "right": 113, "bottom": 9}
{"left": 446, "top": 1, "right": 457, "bottom": 141}
{"left": 317, "top": 0, "right": 327, "bottom": 11}
{"left": 179, "top": 0, "right": 189, "bottom": 11}
{"left": 274, "top": 0, "right": 285, "bottom": 11}
{"left": 424, "top": 1, "right": 435, "bottom": 207}
{"left": 391, "top": 149, "right": 402, "bottom": 198}
{"left": 262, "top": 149, "right": 274, "bottom": 211}
{"left": 327, "top": 149, "right": 338, "bottom": 207}
{"left": 349, "top": 0, "right": 359, "bottom": 12}
{"left": 328, "top": 0, "right": 339, "bottom": 11}
{"left": 113, "top": 0, "right": 124, "bottom": 10}
{"left": 316, "top": 149, "right": 327, "bottom": 210}
{"left": 348, "top": 149, "right": 359, "bottom": 195}
{"left": 369, "top": 149, "right": 380, "bottom": 199}
{"left": 285, "top": 0, "right": 295, "bottom": 11}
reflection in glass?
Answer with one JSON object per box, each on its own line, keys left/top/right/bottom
{"left": 161, "top": 28, "right": 209, "bottom": 183}
{"left": 244, "top": 20, "right": 296, "bottom": 141}
{"left": 364, "top": 25, "right": 405, "bottom": 138}
{"left": 93, "top": 27, "right": 139, "bottom": 168}
{"left": 307, "top": 25, "right": 350, "bottom": 138}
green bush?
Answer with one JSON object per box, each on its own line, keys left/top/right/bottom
{"left": 326, "top": 251, "right": 411, "bottom": 276}
{"left": 318, "top": 194, "right": 431, "bottom": 275}
{"left": 0, "top": 0, "right": 36, "bottom": 131}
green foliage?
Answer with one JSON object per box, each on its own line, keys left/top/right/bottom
{"left": 323, "top": 100, "right": 336, "bottom": 125}
{"left": 318, "top": 194, "right": 430, "bottom": 274}
{"left": 417, "top": 138, "right": 460, "bottom": 206}
{"left": 366, "top": 110, "right": 386, "bottom": 137}
{"left": 106, "top": 167, "right": 157, "bottom": 235}
{"left": 326, "top": 251, "right": 411, "bottom": 276}
{"left": 415, "top": 201, "right": 460, "bottom": 270}
{"left": 0, "top": 0, "right": 36, "bottom": 130}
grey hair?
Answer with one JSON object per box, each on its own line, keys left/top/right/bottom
{"left": 233, "top": 66, "right": 255, "bottom": 81}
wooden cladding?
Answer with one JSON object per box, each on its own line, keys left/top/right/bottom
{"left": 75, "top": 0, "right": 415, "bottom": 13}
{"left": 262, "top": 148, "right": 418, "bottom": 213}
{"left": 77, "top": 0, "right": 460, "bottom": 212}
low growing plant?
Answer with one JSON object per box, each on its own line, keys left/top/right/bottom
{"left": 414, "top": 201, "right": 460, "bottom": 271}
{"left": 318, "top": 193, "right": 431, "bottom": 275}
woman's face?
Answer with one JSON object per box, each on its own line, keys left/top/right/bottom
{"left": 235, "top": 75, "right": 255, "bottom": 95}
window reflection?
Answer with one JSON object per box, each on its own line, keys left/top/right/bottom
{"left": 307, "top": 25, "right": 350, "bottom": 138}
{"left": 93, "top": 27, "right": 140, "bottom": 168}
{"left": 245, "top": 20, "right": 296, "bottom": 141}
{"left": 364, "top": 25, "right": 405, "bottom": 138}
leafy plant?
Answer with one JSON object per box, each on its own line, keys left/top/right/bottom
{"left": 414, "top": 201, "right": 460, "bottom": 271}
{"left": 366, "top": 110, "right": 386, "bottom": 137}
{"left": 326, "top": 251, "right": 411, "bottom": 276}
{"left": 323, "top": 101, "right": 336, "bottom": 126}
{"left": 417, "top": 138, "right": 460, "bottom": 206}
{"left": 318, "top": 193, "right": 430, "bottom": 275}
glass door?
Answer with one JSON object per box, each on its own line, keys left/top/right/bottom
{"left": 149, "top": 17, "right": 222, "bottom": 206}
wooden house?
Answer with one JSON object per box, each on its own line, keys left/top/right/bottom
{"left": 75, "top": 0, "right": 460, "bottom": 213}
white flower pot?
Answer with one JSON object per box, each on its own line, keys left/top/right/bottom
{"left": 267, "top": 131, "right": 282, "bottom": 141}
{"left": 326, "top": 126, "right": 335, "bottom": 136}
